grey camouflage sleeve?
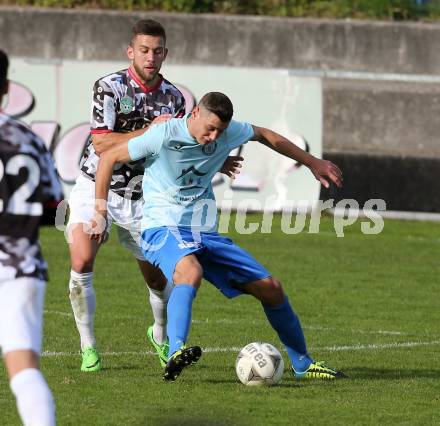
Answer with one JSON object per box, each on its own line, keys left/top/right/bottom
{"left": 91, "top": 79, "right": 116, "bottom": 132}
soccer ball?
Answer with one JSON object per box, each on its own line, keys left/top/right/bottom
{"left": 235, "top": 342, "right": 284, "bottom": 386}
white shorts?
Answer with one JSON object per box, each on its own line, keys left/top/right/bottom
{"left": 67, "top": 175, "right": 145, "bottom": 260}
{"left": 0, "top": 277, "right": 46, "bottom": 355}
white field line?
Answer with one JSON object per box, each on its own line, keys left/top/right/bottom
{"left": 41, "top": 340, "right": 440, "bottom": 358}
{"left": 405, "top": 235, "right": 440, "bottom": 243}
{"left": 43, "top": 310, "right": 421, "bottom": 337}
{"left": 305, "top": 326, "right": 407, "bottom": 336}
{"left": 193, "top": 320, "right": 410, "bottom": 336}
{"left": 315, "top": 340, "right": 440, "bottom": 352}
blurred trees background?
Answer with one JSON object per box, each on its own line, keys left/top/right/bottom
{"left": 2, "top": 0, "right": 440, "bottom": 20}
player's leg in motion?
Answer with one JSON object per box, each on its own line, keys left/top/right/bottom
{"left": 163, "top": 254, "right": 202, "bottom": 381}
{"left": 116, "top": 226, "right": 173, "bottom": 367}
{"left": 243, "top": 277, "right": 346, "bottom": 379}
{"left": 6, "top": 351, "right": 56, "bottom": 426}
{"left": 68, "top": 223, "right": 101, "bottom": 372}
{"left": 1, "top": 279, "right": 56, "bottom": 425}
{"left": 136, "top": 259, "right": 173, "bottom": 366}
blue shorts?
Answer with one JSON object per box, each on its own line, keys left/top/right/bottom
{"left": 141, "top": 227, "right": 270, "bottom": 298}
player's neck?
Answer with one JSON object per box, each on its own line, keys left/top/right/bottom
{"left": 129, "top": 66, "right": 161, "bottom": 90}
{"left": 186, "top": 115, "right": 199, "bottom": 143}
{"left": 142, "top": 75, "right": 161, "bottom": 89}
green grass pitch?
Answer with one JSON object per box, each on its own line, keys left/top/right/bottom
{"left": 1, "top": 214, "right": 439, "bottom": 425}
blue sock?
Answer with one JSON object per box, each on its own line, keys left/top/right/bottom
{"left": 167, "top": 284, "right": 197, "bottom": 358}
{"left": 263, "top": 296, "right": 313, "bottom": 372}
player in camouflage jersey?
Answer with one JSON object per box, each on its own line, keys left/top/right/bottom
{"left": 67, "top": 19, "right": 242, "bottom": 372}
{"left": 80, "top": 48, "right": 186, "bottom": 198}
{"left": 0, "top": 49, "right": 63, "bottom": 426}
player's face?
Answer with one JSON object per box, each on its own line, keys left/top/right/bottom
{"left": 191, "top": 107, "right": 229, "bottom": 145}
{"left": 127, "top": 34, "right": 168, "bottom": 86}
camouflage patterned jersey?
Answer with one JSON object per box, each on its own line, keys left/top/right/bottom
{"left": 80, "top": 67, "right": 186, "bottom": 200}
{"left": 0, "top": 113, "right": 63, "bottom": 283}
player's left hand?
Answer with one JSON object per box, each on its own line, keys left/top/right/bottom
{"left": 89, "top": 209, "right": 109, "bottom": 244}
{"left": 220, "top": 155, "right": 244, "bottom": 179}
{"left": 309, "top": 158, "right": 343, "bottom": 188}
{"left": 150, "top": 114, "right": 172, "bottom": 127}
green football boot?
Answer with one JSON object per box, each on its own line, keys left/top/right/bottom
{"left": 292, "top": 361, "right": 347, "bottom": 379}
{"left": 81, "top": 347, "right": 101, "bottom": 372}
{"left": 147, "top": 326, "right": 169, "bottom": 368}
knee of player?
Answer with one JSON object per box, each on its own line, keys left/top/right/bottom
{"left": 263, "top": 277, "right": 284, "bottom": 299}
{"left": 70, "top": 258, "right": 94, "bottom": 274}
{"left": 4, "top": 350, "right": 40, "bottom": 380}
{"left": 146, "top": 276, "right": 167, "bottom": 291}
{"left": 173, "top": 262, "right": 203, "bottom": 286}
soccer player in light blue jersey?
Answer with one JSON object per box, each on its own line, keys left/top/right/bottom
{"left": 92, "top": 92, "right": 346, "bottom": 382}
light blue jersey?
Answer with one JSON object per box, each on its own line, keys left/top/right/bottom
{"left": 128, "top": 114, "right": 254, "bottom": 231}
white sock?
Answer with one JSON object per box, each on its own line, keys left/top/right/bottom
{"left": 10, "top": 368, "right": 56, "bottom": 426}
{"left": 148, "top": 281, "right": 173, "bottom": 344}
{"left": 69, "top": 270, "right": 96, "bottom": 350}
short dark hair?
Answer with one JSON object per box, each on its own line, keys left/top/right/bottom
{"left": 199, "top": 92, "right": 234, "bottom": 123}
{"left": 131, "top": 19, "right": 166, "bottom": 45}
{"left": 0, "top": 49, "right": 9, "bottom": 89}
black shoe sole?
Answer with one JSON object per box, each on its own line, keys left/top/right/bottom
{"left": 163, "top": 346, "right": 202, "bottom": 382}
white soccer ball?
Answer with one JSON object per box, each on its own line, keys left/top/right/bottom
{"left": 235, "top": 342, "right": 284, "bottom": 386}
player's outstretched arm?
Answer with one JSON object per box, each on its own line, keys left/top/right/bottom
{"left": 90, "top": 142, "right": 132, "bottom": 243}
{"left": 92, "top": 114, "right": 172, "bottom": 155}
{"left": 251, "top": 125, "right": 343, "bottom": 188}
